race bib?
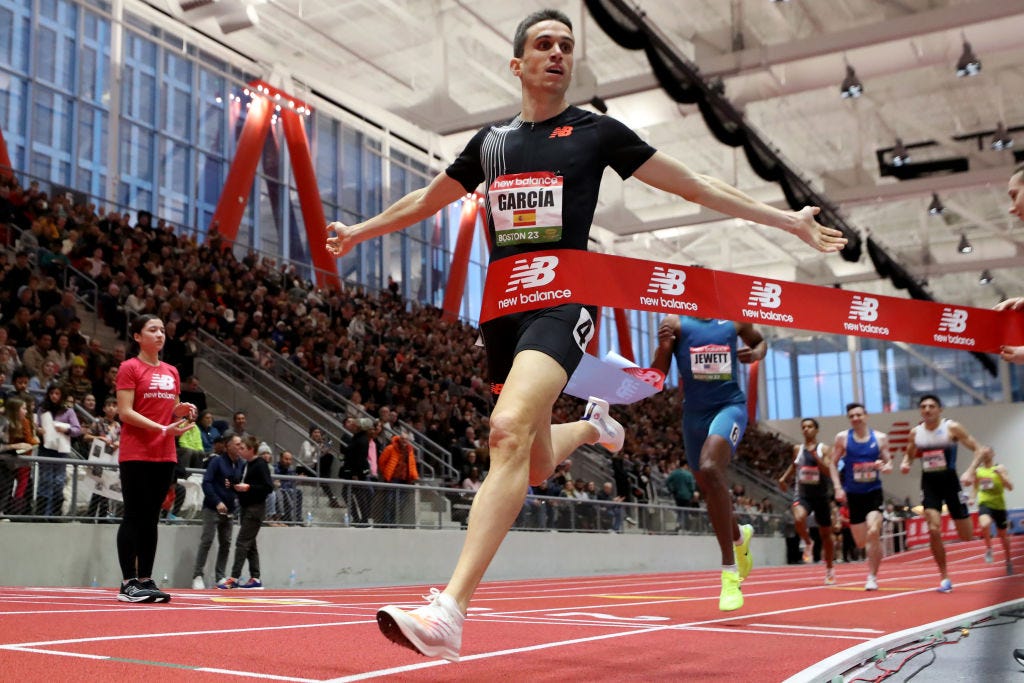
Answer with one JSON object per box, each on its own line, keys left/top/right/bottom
{"left": 798, "top": 465, "right": 821, "bottom": 485}
{"left": 978, "top": 476, "right": 994, "bottom": 491}
{"left": 920, "top": 449, "right": 947, "bottom": 473}
{"left": 853, "top": 461, "right": 878, "bottom": 483}
{"left": 690, "top": 344, "right": 732, "bottom": 381}
{"left": 488, "top": 172, "right": 563, "bottom": 246}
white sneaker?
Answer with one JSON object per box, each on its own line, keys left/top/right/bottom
{"left": 824, "top": 568, "right": 835, "bottom": 586}
{"left": 582, "top": 396, "right": 624, "bottom": 453}
{"left": 984, "top": 549, "right": 994, "bottom": 563}
{"left": 864, "top": 575, "right": 878, "bottom": 591}
{"left": 191, "top": 575, "right": 205, "bottom": 590}
{"left": 377, "top": 588, "right": 464, "bottom": 662}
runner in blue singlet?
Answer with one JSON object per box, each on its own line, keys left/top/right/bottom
{"left": 830, "top": 402, "right": 892, "bottom": 591}
{"left": 653, "top": 316, "right": 764, "bottom": 612}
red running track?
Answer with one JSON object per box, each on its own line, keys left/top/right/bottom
{"left": 1, "top": 542, "right": 1020, "bottom": 682}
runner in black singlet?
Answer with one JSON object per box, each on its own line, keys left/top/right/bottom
{"left": 326, "top": 8, "right": 847, "bottom": 662}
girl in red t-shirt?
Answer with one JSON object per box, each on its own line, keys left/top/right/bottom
{"left": 114, "top": 314, "right": 196, "bottom": 603}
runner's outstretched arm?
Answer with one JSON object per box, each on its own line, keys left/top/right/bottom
{"left": 632, "top": 151, "right": 847, "bottom": 253}
{"left": 326, "top": 173, "right": 467, "bottom": 257}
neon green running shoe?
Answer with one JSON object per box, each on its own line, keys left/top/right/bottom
{"left": 719, "top": 570, "right": 743, "bottom": 611}
{"left": 736, "top": 524, "right": 754, "bottom": 581}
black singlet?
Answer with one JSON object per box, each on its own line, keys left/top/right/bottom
{"left": 445, "top": 106, "right": 656, "bottom": 264}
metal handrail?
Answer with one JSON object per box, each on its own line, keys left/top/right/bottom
{"left": 235, "top": 334, "right": 458, "bottom": 481}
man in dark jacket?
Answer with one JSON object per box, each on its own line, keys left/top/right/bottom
{"left": 343, "top": 418, "right": 374, "bottom": 524}
{"left": 221, "top": 435, "right": 274, "bottom": 589}
{"left": 191, "top": 433, "right": 244, "bottom": 589}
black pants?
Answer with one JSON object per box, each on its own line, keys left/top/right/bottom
{"left": 117, "top": 460, "right": 176, "bottom": 581}
{"left": 231, "top": 503, "right": 265, "bottom": 579}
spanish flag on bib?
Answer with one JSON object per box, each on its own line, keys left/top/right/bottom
{"left": 512, "top": 209, "right": 536, "bottom": 227}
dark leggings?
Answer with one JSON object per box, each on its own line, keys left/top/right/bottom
{"left": 117, "top": 460, "right": 176, "bottom": 580}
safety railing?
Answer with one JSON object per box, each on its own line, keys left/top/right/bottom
{"left": 0, "top": 453, "right": 788, "bottom": 537}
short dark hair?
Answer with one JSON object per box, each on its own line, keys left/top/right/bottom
{"left": 845, "top": 402, "right": 865, "bottom": 414}
{"left": 513, "top": 9, "right": 572, "bottom": 58}
{"left": 130, "top": 313, "right": 160, "bottom": 337}
{"left": 918, "top": 394, "right": 942, "bottom": 407}
{"left": 800, "top": 417, "right": 820, "bottom": 429}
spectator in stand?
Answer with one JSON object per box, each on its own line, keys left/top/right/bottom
{"left": 666, "top": 460, "right": 698, "bottom": 532}
{"left": 83, "top": 397, "right": 121, "bottom": 521}
{"left": 378, "top": 431, "right": 419, "bottom": 526}
{"left": 595, "top": 481, "right": 624, "bottom": 532}
{"left": 257, "top": 442, "right": 278, "bottom": 524}
{"left": 274, "top": 450, "right": 303, "bottom": 524}
{"left": 0, "top": 345, "right": 17, "bottom": 383}
{"left": 192, "top": 433, "right": 244, "bottom": 590}
{"left": 9, "top": 367, "right": 36, "bottom": 413}
{"left": 225, "top": 410, "right": 250, "bottom": 440}
{"left": 0, "top": 397, "right": 38, "bottom": 517}
{"left": 462, "top": 466, "right": 482, "bottom": 493}
{"left": 343, "top": 417, "right": 375, "bottom": 525}
{"left": 179, "top": 375, "right": 207, "bottom": 414}
{"left": 21, "top": 332, "right": 52, "bottom": 379}
{"left": 35, "top": 383, "right": 82, "bottom": 517}
{"left": 220, "top": 434, "right": 273, "bottom": 590}
{"left": 28, "top": 359, "right": 61, "bottom": 395}
{"left": 49, "top": 332, "right": 73, "bottom": 372}
{"left": 61, "top": 355, "right": 95, "bottom": 403}
{"left": 195, "top": 410, "right": 220, "bottom": 455}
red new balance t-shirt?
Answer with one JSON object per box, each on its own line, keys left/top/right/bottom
{"left": 116, "top": 357, "right": 180, "bottom": 463}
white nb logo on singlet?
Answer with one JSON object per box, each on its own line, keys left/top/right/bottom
{"left": 505, "top": 256, "right": 559, "bottom": 293}
{"left": 148, "top": 373, "right": 175, "bottom": 391}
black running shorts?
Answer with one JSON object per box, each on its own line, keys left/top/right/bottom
{"left": 480, "top": 304, "right": 597, "bottom": 395}
{"left": 978, "top": 505, "right": 1008, "bottom": 530}
{"left": 797, "top": 495, "right": 834, "bottom": 528}
{"left": 846, "top": 489, "right": 883, "bottom": 525}
{"left": 921, "top": 470, "right": 969, "bottom": 519}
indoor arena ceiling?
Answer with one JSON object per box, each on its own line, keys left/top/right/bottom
{"left": 140, "top": 0, "right": 1024, "bottom": 315}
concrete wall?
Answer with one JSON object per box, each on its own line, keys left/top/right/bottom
{"left": 764, "top": 401, "right": 1024, "bottom": 508}
{"left": 0, "top": 523, "right": 785, "bottom": 589}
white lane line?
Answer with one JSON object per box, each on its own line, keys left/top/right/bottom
{"left": 318, "top": 573, "right": 1018, "bottom": 681}
{"left": 749, "top": 623, "right": 884, "bottom": 634}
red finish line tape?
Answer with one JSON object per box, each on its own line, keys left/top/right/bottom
{"left": 479, "top": 250, "right": 1024, "bottom": 353}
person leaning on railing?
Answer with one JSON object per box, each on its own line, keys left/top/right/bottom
{"left": 0, "top": 397, "right": 38, "bottom": 517}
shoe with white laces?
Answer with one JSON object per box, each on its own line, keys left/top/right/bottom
{"left": 582, "top": 397, "right": 624, "bottom": 453}
{"left": 864, "top": 575, "right": 878, "bottom": 591}
{"left": 377, "top": 588, "right": 464, "bottom": 662}
{"left": 192, "top": 575, "right": 205, "bottom": 590}
{"left": 824, "top": 568, "right": 835, "bottom": 586}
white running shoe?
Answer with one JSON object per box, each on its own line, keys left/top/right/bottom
{"left": 377, "top": 588, "right": 464, "bottom": 662}
{"left": 864, "top": 575, "right": 878, "bottom": 591}
{"left": 984, "top": 549, "right": 994, "bottom": 563}
{"left": 582, "top": 397, "right": 624, "bottom": 453}
{"left": 824, "top": 568, "right": 835, "bottom": 586}
{"left": 191, "top": 575, "right": 205, "bottom": 590}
